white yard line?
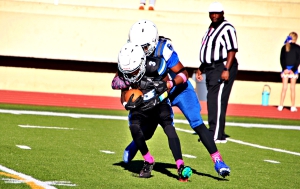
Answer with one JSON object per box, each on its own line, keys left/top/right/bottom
{"left": 183, "top": 154, "right": 197, "bottom": 158}
{"left": 100, "top": 150, "right": 115, "bottom": 154}
{"left": 18, "top": 125, "right": 75, "bottom": 130}
{"left": 0, "top": 165, "right": 57, "bottom": 189}
{"left": 0, "top": 109, "right": 299, "bottom": 157}
{"left": 174, "top": 128, "right": 195, "bottom": 133}
{"left": 264, "top": 160, "right": 280, "bottom": 164}
{"left": 226, "top": 138, "right": 300, "bottom": 156}
{"left": 16, "top": 145, "right": 31, "bottom": 150}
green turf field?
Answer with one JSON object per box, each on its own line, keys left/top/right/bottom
{"left": 0, "top": 104, "right": 299, "bottom": 189}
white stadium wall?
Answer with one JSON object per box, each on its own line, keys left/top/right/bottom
{"left": 0, "top": 0, "right": 299, "bottom": 106}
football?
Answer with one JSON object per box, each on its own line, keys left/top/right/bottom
{"left": 125, "top": 89, "right": 143, "bottom": 102}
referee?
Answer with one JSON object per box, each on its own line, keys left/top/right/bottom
{"left": 196, "top": 1, "right": 238, "bottom": 143}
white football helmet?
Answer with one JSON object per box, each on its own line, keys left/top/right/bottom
{"left": 118, "top": 42, "right": 146, "bottom": 83}
{"left": 129, "top": 20, "right": 159, "bottom": 56}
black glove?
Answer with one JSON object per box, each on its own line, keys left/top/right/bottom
{"left": 140, "top": 96, "right": 159, "bottom": 111}
{"left": 124, "top": 94, "right": 143, "bottom": 111}
{"left": 153, "top": 80, "right": 168, "bottom": 94}
{"left": 139, "top": 77, "right": 154, "bottom": 90}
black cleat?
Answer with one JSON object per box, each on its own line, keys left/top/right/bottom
{"left": 139, "top": 161, "right": 155, "bottom": 178}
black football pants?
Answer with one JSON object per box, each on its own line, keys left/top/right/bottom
{"left": 129, "top": 100, "right": 183, "bottom": 161}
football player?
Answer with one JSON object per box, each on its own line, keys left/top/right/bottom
{"left": 112, "top": 19, "right": 230, "bottom": 178}
{"left": 117, "top": 42, "right": 192, "bottom": 181}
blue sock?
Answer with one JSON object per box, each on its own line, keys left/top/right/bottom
{"left": 123, "top": 141, "right": 138, "bottom": 163}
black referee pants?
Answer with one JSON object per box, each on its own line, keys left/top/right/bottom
{"left": 205, "top": 61, "right": 238, "bottom": 140}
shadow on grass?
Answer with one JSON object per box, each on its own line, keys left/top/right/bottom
{"left": 113, "top": 161, "right": 228, "bottom": 181}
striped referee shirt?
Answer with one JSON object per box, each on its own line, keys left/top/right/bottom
{"left": 199, "top": 20, "right": 238, "bottom": 64}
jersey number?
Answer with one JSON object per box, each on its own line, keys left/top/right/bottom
{"left": 149, "top": 61, "right": 156, "bottom": 66}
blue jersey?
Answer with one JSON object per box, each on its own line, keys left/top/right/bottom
{"left": 153, "top": 37, "right": 204, "bottom": 128}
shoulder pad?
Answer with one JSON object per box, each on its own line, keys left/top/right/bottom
{"left": 155, "top": 39, "right": 174, "bottom": 61}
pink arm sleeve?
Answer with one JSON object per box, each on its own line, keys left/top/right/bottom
{"left": 111, "top": 75, "right": 130, "bottom": 90}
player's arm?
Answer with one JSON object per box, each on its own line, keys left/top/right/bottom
{"left": 111, "top": 71, "right": 130, "bottom": 90}
{"left": 142, "top": 58, "right": 191, "bottom": 111}
{"left": 167, "top": 62, "right": 188, "bottom": 89}
{"left": 162, "top": 40, "right": 189, "bottom": 89}
{"left": 161, "top": 40, "right": 188, "bottom": 89}
{"left": 120, "top": 88, "right": 128, "bottom": 105}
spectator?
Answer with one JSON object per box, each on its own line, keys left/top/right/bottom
{"left": 139, "top": 0, "right": 156, "bottom": 11}
{"left": 196, "top": 2, "right": 238, "bottom": 143}
{"left": 278, "top": 32, "right": 300, "bottom": 112}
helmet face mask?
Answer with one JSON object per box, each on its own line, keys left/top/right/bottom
{"left": 122, "top": 63, "right": 145, "bottom": 83}
{"left": 141, "top": 43, "right": 154, "bottom": 56}
{"left": 118, "top": 43, "right": 146, "bottom": 83}
{"left": 129, "top": 20, "right": 158, "bottom": 56}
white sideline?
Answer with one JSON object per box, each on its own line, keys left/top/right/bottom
{"left": 0, "top": 109, "right": 299, "bottom": 130}
{"left": 0, "top": 109, "right": 300, "bottom": 157}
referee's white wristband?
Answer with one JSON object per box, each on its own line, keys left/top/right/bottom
{"left": 122, "top": 102, "right": 127, "bottom": 107}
